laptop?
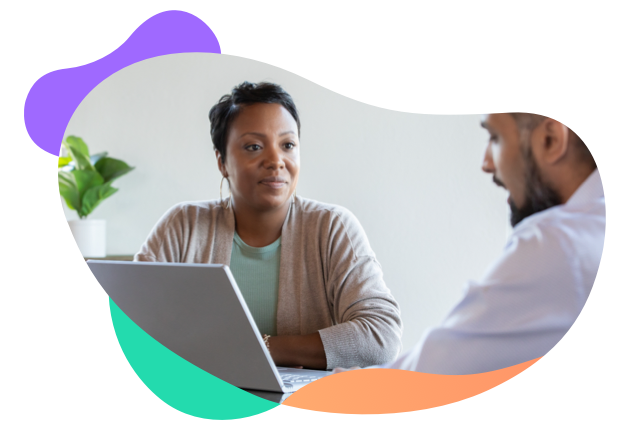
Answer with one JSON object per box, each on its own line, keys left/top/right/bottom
{"left": 87, "top": 260, "right": 331, "bottom": 394}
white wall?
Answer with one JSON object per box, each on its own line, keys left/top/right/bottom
{"left": 64, "top": 53, "right": 509, "bottom": 353}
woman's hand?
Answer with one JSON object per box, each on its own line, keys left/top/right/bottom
{"left": 267, "top": 333, "right": 327, "bottom": 370}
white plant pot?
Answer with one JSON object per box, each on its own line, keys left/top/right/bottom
{"left": 68, "top": 219, "right": 107, "bottom": 258}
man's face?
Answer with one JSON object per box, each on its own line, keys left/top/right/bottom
{"left": 480, "top": 113, "right": 561, "bottom": 227}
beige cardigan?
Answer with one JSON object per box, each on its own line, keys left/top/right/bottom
{"left": 134, "top": 196, "right": 402, "bottom": 369}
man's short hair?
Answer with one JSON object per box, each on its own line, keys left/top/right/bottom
{"left": 510, "top": 112, "right": 547, "bottom": 142}
{"left": 208, "top": 82, "right": 301, "bottom": 164}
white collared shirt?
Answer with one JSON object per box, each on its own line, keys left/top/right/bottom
{"left": 381, "top": 169, "right": 605, "bottom": 374}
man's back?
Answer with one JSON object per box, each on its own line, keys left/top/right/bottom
{"left": 382, "top": 170, "right": 605, "bottom": 374}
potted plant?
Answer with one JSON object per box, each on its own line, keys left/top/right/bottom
{"left": 58, "top": 135, "right": 134, "bottom": 257}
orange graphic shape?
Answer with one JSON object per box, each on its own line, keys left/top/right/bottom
{"left": 284, "top": 355, "right": 636, "bottom": 415}
{"left": 283, "top": 358, "right": 540, "bottom": 414}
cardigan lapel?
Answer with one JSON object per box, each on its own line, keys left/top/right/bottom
{"left": 211, "top": 198, "right": 235, "bottom": 265}
{"left": 215, "top": 197, "right": 301, "bottom": 335}
{"left": 276, "top": 198, "right": 302, "bottom": 335}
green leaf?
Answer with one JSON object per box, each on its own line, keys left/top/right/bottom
{"left": 58, "top": 151, "right": 107, "bottom": 172}
{"left": 71, "top": 169, "right": 104, "bottom": 215}
{"left": 58, "top": 156, "right": 73, "bottom": 168}
{"left": 80, "top": 184, "right": 119, "bottom": 218}
{"left": 66, "top": 136, "right": 95, "bottom": 170}
{"left": 58, "top": 170, "right": 80, "bottom": 211}
{"left": 95, "top": 156, "right": 135, "bottom": 184}
{"left": 64, "top": 136, "right": 89, "bottom": 157}
{"left": 58, "top": 135, "right": 133, "bottom": 217}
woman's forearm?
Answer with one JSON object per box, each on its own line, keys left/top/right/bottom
{"left": 268, "top": 333, "right": 327, "bottom": 370}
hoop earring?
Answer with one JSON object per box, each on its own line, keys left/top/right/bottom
{"left": 220, "top": 176, "right": 232, "bottom": 210}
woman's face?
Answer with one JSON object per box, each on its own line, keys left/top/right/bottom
{"left": 218, "top": 103, "right": 300, "bottom": 213}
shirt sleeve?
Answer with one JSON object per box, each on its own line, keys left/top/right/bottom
{"left": 134, "top": 204, "right": 187, "bottom": 262}
{"left": 318, "top": 209, "right": 403, "bottom": 369}
{"left": 380, "top": 225, "right": 583, "bottom": 374}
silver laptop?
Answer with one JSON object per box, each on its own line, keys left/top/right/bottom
{"left": 87, "top": 260, "right": 331, "bottom": 394}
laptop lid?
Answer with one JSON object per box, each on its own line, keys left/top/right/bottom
{"left": 87, "top": 260, "right": 286, "bottom": 393}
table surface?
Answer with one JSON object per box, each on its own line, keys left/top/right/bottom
{"left": 242, "top": 389, "right": 292, "bottom": 404}
{"left": 84, "top": 255, "right": 134, "bottom": 261}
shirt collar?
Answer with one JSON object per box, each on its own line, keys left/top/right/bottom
{"left": 566, "top": 169, "right": 604, "bottom": 207}
{"left": 512, "top": 168, "right": 603, "bottom": 232}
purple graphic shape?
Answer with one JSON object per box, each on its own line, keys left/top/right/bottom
{"left": 24, "top": 10, "right": 221, "bottom": 157}
{"left": 22, "top": 11, "right": 636, "bottom": 155}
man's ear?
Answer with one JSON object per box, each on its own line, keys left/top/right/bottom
{"left": 532, "top": 118, "right": 570, "bottom": 166}
{"left": 215, "top": 150, "right": 227, "bottom": 177}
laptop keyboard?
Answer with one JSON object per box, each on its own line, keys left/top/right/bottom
{"left": 279, "top": 373, "right": 321, "bottom": 384}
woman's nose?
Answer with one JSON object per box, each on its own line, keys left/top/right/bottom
{"left": 264, "top": 146, "right": 285, "bottom": 169}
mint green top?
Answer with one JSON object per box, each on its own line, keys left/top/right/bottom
{"left": 229, "top": 232, "right": 281, "bottom": 337}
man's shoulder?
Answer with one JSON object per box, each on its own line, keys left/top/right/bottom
{"left": 514, "top": 172, "right": 605, "bottom": 238}
{"left": 513, "top": 199, "right": 605, "bottom": 248}
{"left": 495, "top": 201, "right": 605, "bottom": 282}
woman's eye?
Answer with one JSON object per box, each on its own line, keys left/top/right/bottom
{"left": 246, "top": 144, "right": 262, "bottom": 151}
{"left": 284, "top": 142, "right": 295, "bottom": 150}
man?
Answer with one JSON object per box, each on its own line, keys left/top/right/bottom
{"left": 336, "top": 113, "right": 605, "bottom": 375}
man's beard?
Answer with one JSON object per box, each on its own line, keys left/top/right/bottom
{"left": 495, "top": 145, "right": 562, "bottom": 228}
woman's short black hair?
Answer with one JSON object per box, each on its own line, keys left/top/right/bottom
{"left": 208, "top": 81, "right": 301, "bottom": 164}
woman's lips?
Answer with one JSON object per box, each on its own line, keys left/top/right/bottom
{"left": 260, "top": 178, "right": 287, "bottom": 189}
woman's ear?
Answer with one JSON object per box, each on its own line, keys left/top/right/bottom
{"left": 215, "top": 150, "right": 227, "bottom": 178}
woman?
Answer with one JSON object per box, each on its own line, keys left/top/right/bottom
{"left": 135, "top": 82, "right": 402, "bottom": 370}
